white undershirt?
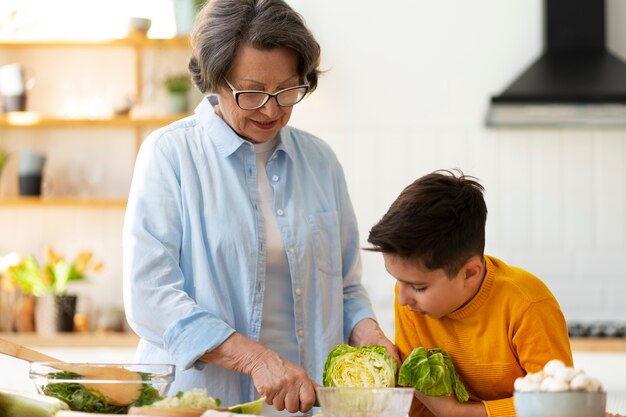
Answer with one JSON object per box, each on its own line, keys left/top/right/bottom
{"left": 255, "top": 139, "right": 299, "bottom": 365}
{"left": 254, "top": 139, "right": 300, "bottom": 417}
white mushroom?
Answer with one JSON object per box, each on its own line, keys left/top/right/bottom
{"left": 540, "top": 376, "right": 554, "bottom": 391}
{"left": 569, "top": 373, "right": 591, "bottom": 391}
{"left": 586, "top": 377, "right": 603, "bottom": 392}
{"left": 515, "top": 377, "right": 541, "bottom": 392}
{"left": 525, "top": 371, "right": 544, "bottom": 384}
{"left": 545, "top": 378, "right": 570, "bottom": 392}
{"left": 553, "top": 366, "right": 579, "bottom": 384}
{"left": 543, "top": 359, "right": 566, "bottom": 377}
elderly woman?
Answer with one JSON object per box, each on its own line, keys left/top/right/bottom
{"left": 122, "top": 0, "right": 398, "bottom": 414}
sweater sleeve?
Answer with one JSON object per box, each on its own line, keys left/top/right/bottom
{"left": 480, "top": 298, "right": 572, "bottom": 417}
{"left": 512, "top": 299, "right": 573, "bottom": 373}
{"left": 483, "top": 398, "right": 516, "bottom": 417}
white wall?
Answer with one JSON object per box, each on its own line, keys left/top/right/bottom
{"left": 1, "top": 0, "right": 625, "bottom": 340}
{"left": 283, "top": 0, "right": 626, "bottom": 336}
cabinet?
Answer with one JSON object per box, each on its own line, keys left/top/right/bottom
{"left": 0, "top": 36, "right": 192, "bottom": 206}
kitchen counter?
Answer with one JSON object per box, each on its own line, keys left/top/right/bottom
{"left": 570, "top": 338, "right": 626, "bottom": 352}
{"left": 0, "top": 333, "right": 624, "bottom": 350}
{"left": 0, "top": 332, "right": 139, "bottom": 348}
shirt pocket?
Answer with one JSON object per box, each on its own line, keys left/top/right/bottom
{"left": 308, "top": 211, "right": 341, "bottom": 277}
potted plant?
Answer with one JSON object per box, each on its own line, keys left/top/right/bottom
{"left": 164, "top": 74, "right": 191, "bottom": 114}
{"left": 0, "top": 148, "right": 8, "bottom": 178}
{"left": 173, "top": 0, "right": 207, "bottom": 36}
{"left": 8, "top": 247, "right": 103, "bottom": 335}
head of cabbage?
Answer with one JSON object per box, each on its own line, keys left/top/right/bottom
{"left": 397, "top": 347, "right": 469, "bottom": 402}
{"left": 322, "top": 344, "right": 397, "bottom": 387}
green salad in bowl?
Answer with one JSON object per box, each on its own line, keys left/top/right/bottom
{"left": 29, "top": 362, "right": 174, "bottom": 414}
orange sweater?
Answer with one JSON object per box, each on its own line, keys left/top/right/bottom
{"left": 395, "top": 255, "right": 573, "bottom": 417}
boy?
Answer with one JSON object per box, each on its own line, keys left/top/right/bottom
{"left": 367, "top": 169, "right": 572, "bottom": 417}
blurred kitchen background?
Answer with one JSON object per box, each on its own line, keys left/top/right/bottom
{"left": 0, "top": 0, "right": 625, "bottom": 392}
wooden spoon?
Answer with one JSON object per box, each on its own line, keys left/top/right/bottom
{"left": 0, "top": 337, "right": 142, "bottom": 406}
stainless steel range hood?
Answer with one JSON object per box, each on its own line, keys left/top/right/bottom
{"left": 486, "top": 0, "right": 626, "bottom": 127}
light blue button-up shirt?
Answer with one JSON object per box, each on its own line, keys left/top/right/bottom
{"left": 123, "top": 97, "right": 376, "bottom": 406}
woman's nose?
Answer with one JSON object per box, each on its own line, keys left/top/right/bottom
{"left": 258, "top": 96, "right": 281, "bottom": 117}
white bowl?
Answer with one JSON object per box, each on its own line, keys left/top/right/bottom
{"left": 514, "top": 391, "right": 606, "bottom": 417}
{"left": 128, "top": 17, "right": 152, "bottom": 35}
{"left": 316, "top": 387, "right": 414, "bottom": 417}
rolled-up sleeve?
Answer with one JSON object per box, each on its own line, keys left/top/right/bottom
{"left": 123, "top": 131, "right": 235, "bottom": 370}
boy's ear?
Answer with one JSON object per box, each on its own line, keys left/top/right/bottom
{"left": 462, "top": 256, "right": 484, "bottom": 288}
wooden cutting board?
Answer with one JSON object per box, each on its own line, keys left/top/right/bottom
{"left": 128, "top": 406, "right": 230, "bottom": 417}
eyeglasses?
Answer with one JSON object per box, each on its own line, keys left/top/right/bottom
{"left": 224, "top": 78, "right": 309, "bottom": 110}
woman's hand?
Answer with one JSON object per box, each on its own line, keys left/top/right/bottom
{"left": 413, "top": 390, "right": 487, "bottom": 417}
{"left": 349, "top": 318, "right": 401, "bottom": 365}
{"left": 249, "top": 349, "right": 317, "bottom": 413}
{"left": 200, "top": 333, "right": 317, "bottom": 413}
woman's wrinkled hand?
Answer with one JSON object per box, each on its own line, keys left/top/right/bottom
{"left": 250, "top": 349, "right": 318, "bottom": 413}
{"left": 201, "top": 333, "right": 317, "bottom": 413}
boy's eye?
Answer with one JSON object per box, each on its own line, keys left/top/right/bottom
{"left": 411, "top": 285, "right": 426, "bottom": 293}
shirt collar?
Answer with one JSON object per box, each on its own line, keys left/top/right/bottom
{"left": 194, "top": 96, "right": 249, "bottom": 158}
{"left": 194, "top": 96, "right": 294, "bottom": 161}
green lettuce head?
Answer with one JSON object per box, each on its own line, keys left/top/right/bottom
{"left": 398, "top": 347, "right": 469, "bottom": 403}
{"left": 322, "top": 344, "right": 397, "bottom": 387}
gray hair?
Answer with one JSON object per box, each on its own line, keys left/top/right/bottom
{"left": 189, "top": 0, "right": 321, "bottom": 94}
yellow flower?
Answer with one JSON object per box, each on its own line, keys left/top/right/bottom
{"left": 6, "top": 247, "right": 103, "bottom": 296}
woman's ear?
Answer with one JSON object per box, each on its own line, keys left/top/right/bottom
{"left": 462, "top": 256, "right": 484, "bottom": 289}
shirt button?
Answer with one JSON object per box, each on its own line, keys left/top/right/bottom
{"left": 276, "top": 209, "right": 284, "bottom": 216}
{"left": 271, "top": 175, "right": 279, "bottom": 182}
{"left": 288, "top": 247, "right": 296, "bottom": 254}
{"left": 295, "top": 288, "right": 302, "bottom": 296}
{"left": 298, "top": 329, "right": 304, "bottom": 337}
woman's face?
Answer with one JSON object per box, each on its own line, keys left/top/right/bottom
{"left": 216, "top": 43, "right": 300, "bottom": 143}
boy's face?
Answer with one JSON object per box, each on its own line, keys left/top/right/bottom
{"left": 383, "top": 253, "right": 484, "bottom": 319}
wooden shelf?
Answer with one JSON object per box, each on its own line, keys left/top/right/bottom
{"left": 570, "top": 337, "right": 626, "bottom": 352}
{"left": 0, "top": 36, "right": 190, "bottom": 49}
{"left": 0, "top": 332, "right": 139, "bottom": 348}
{"left": 0, "top": 197, "right": 127, "bottom": 208}
{"left": 0, "top": 113, "right": 187, "bottom": 128}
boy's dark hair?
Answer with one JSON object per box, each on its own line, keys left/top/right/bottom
{"left": 366, "top": 169, "right": 487, "bottom": 277}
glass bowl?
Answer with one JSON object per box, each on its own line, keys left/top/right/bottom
{"left": 29, "top": 362, "right": 175, "bottom": 414}
{"left": 514, "top": 391, "right": 606, "bottom": 417}
{"left": 316, "top": 387, "right": 415, "bottom": 417}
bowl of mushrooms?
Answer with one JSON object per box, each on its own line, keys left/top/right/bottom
{"left": 513, "top": 359, "right": 606, "bottom": 417}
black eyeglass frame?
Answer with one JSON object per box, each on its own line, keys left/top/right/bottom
{"left": 224, "top": 78, "right": 309, "bottom": 110}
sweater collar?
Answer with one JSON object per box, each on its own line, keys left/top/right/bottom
{"left": 447, "top": 255, "right": 495, "bottom": 320}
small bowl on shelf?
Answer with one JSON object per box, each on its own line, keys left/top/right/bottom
{"left": 29, "top": 362, "right": 175, "bottom": 413}
{"left": 316, "top": 387, "right": 414, "bottom": 417}
{"left": 127, "top": 17, "right": 152, "bottom": 37}
{"left": 514, "top": 391, "right": 606, "bottom": 417}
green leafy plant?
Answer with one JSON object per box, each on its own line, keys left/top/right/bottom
{"left": 164, "top": 74, "right": 191, "bottom": 94}
{"left": 8, "top": 247, "right": 103, "bottom": 297}
{"left": 194, "top": 0, "right": 207, "bottom": 12}
{"left": 0, "top": 148, "right": 8, "bottom": 173}
{"left": 322, "top": 344, "right": 397, "bottom": 387}
{"left": 398, "top": 347, "right": 469, "bottom": 402}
